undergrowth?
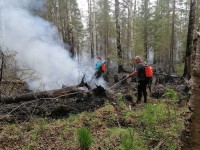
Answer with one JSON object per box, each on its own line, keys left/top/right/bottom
{"left": 77, "top": 127, "right": 92, "bottom": 150}
{"left": 0, "top": 89, "right": 186, "bottom": 150}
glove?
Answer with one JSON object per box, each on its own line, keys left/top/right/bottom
{"left": 126, "top": 74, "right": 130, "bottom": 79}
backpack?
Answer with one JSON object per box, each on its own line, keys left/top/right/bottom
{"left": 96, "top": 61, "right": 106, "bottom": 73}
{"left": 145, "top": 65, "right": 153, "bottom": 78}
{"left": 101, "top": 64, "right": 106, "bottom": 72}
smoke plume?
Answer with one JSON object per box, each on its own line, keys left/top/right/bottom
{"left": 0, "top": 0, "right": 99, "bottom": 91}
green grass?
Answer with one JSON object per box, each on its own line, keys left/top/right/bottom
{"left": 163, "top": 88, "right": 178, "bottom": 102}
{"left": 137, "top": 101, "right": 184, "bottom": 149}
{"left": 0, "top": 93, "right": 186, "bottom": 150}
{"left": 77, "top": 127, "right": 92, "bottom": 150}
{"left": 107, "top": 128, "right": 147, "bottom": 150}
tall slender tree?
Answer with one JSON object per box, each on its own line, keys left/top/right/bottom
{"left": 169, "top": 0, "right": 176, "bottom": 74}
{"left": 87, "top": 0, "right": 97, "bottom": 60}
{"left": 183, "top": 0, "right": 196, "bottom": 79}
{"left": 67, "top": 0, "right": 75, "bottom": 57}
{"left": 115, "top": 0, "right": 124, "bottom": 72}
{"left": 141, "top": 0, "right": 150, "bottom": 60}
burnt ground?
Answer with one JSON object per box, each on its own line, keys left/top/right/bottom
{"left": 0, "top": 73, "right": 188, "bottom": 125}
{"left": 0, "top": 85, "right": 108, "bottom": 124}
{"left": 0, "top": 73, "right": 191, "bottom": 150}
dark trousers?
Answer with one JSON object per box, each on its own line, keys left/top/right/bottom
{"left": 95, "top": 70, "right": 102, "bottom": 79}
{"left": 137, "top": 80, "right": 148, "bottom": 103}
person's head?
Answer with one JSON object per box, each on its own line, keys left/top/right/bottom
{"left": 97, "top": 56, "right": 102, "bottom": 60}
{"left": 134, "top": 56, "right": 142, "bottom": 64}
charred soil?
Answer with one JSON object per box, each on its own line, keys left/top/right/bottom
{"left": 0, "top": 76, "right": 189, "bottom": 149}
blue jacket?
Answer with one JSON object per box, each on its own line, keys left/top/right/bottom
{"left": 95, "top": 61, "right": 102, "bottom": 70}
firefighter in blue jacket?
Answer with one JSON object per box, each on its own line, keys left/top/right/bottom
{"left": 95, "top": 56, "right": 103, "bottom": 71}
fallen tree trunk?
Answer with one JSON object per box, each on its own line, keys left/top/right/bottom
{"left": 0, "top": 86, "right": 80, "bottom": 104}
{"left": 1, "top": 80, "right": 24, "bottom": 84}
{"left": 0, "top": 85, "right": 108, "bottom": 123}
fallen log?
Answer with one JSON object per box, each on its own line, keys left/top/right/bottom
{"left": 155, "top": 73, "right": 183, "bottom": 85}
{"left": 1, "top": 80, "right": 24, "bottom": 84}
{"left": 0, "top": 83, "right": 108, "bottom": 104}
{"left": 0, "top": 73, "right": 108, "bottom": 105}
{"left": 0, "top": 87, "right": 80, "bottom": 104}
{"left": 0, "top": 85, "right": 108, "bottom": 123}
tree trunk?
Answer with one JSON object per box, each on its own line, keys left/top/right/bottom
{"left": 143, "top": 0, "right": 149, "bottom": 60}
{"left": 182, "top": 24, "right": 200, "bottom": 150}
{"left": 0, "top": 51, "right": 4, "bottom": 101}
{"left": 115, "top": 0, "right": 124, "bottom": 73}
{"left": 67, "top": 0, "right": 75, "bottom": 58}
{"left": 0, "top": 87, "right": 80, "bottom": 104}
{"left": 169, "top": 0, "right": 176, "bottom": 74}
{"left": 183, "top": 0, "right": 196, "bottom": 79}
{"left": 131, "top": 0, "right": 137, "bottom": 59}
{"left": 182, "top": 1, "right": 200, "bottom": 149}
{"left": 88, "top": 0, "right": 94, "bottom": 60}
{"left": 126, "top": 0, "right": 132, "bottom": 60}
{"left": 92, "top": 0, "right": 97, "bottom": 57}
{"left": 104, "top": 2, "right": 109, "bottom": 71}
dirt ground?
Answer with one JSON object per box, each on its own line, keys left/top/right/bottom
{"left": 0, "top": 75, "right": 187, "bottom": 125}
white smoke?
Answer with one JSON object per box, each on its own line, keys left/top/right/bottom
{"left": 0, "top": 0, "right": 103, "bottom": 91}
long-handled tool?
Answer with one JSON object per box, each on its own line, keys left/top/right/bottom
{"left": 107, "top": 77, "right": 128, "bottom": 90}
{"left": 88, "top": 70, "right": 98, "bottom": 84}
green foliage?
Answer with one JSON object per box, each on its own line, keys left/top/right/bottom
{"left": 138, "top": 101, "right": 184, "bottom": 149}
{"left": 166, "top": 143, "right": 177, "bottom": 150}
{"left": 108, "top": 128, "right": 147, "bottom": 150}
{"left": 175, "top": 63, "right": 184, "bottom": 76}
{"left": 116, "top": 92, "right": 123, "bottom": 101}
{"left": 122, "top": 110, "right": 137, "bottom": 121}
{"left": 163, "top": 88, "right": 178, "bottom": 102}
{"left": 139, "top": 103, "right": 169, "bottom": 127}
{"left": 36, "top": 119, "right": 47, "bottom": 134}
{"left": 22, "top": 141, "right": 38, "bottom": 150}
{"left": 68, "top": 114, "right": 79, "bottom": 122}
{"left": 139, "top": 103, "right": 171, "bottom": 140}
{"left": 119, "top": 131, "right": 136, "bottom": 150}
{"left": 77, "top": 127, "right": 92, "bottom": 150}
{"left": 116, "top": 93, "right": 126, "bottom": 108}
{"left": 104, "top": 100, "right": 110, "bottom": 106}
